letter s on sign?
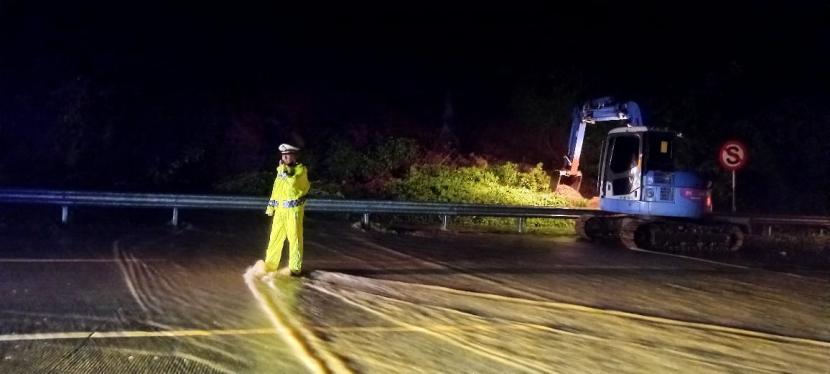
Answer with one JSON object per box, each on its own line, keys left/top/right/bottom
{"left": 719, "top": 140, "right": 748, "bottom": 171}
{"left": 725, "top": 145, "right": 742, "bottom": 165}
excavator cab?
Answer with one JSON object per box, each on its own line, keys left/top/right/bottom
{"left": 565, "top": 98, "right": 743, "bottom": 252}
{"left": 597, "top": 127, "right": 710, "bottom": 218}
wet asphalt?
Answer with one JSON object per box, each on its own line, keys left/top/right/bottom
{"left": 0, "top": 209, "right": 828, "bottom": 373}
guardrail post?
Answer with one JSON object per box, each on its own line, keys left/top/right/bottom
{"left": 61, "top": 205, "right": 70, "bottom": 224}
{"left": 362, "top": 213, "right": 370, "bottom": 228}
{"left": 517, "top": 217, "right": 525, "bottom": 234}
{"left": 441, "top": 215, "right": 449, "bottom": 231}
{"left": 767, "top": 225, "right": 772, "bottom": 237}
{"left": 169, "top": 208, "right": 179, "bottom": 226}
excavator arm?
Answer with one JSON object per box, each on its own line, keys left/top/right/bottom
{"left": 559, "top": 97, "right": 643, "bottom": 190}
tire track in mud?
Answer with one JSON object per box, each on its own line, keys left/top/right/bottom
{"left": 316, "top": 271, "right": 830, "bottom": 349}
{"left": 378, "top": 234, "right": 823, "bottom": 341}
{"left": 308, "top": 284, "right": 548, "bottom": 373}
{"left": 124, "top": 251, "right": 211, "bottom": 315}
{"left": 349, "top": 233, "right": 643, "bottom": 303}
{"left": 113, "top": 237, "right": 258, "bottom": 327}
{"left": 308, "top": 236, "right": 548, "bottom": 301}
{"left": 311, "top": 232, "right": 830, "bottom": 347}
{"left": 316, "top": 229, "right": 553, "bottom": 362}
{"left": 117, "top": 243, "right": 198, "bottom": 317}
{"left": 112, "top": 241, "right": 259, "bottom": 368}
{"left": 113, "top": 241, "right": 154, "bottom": 315}
{"left": 311, "top": 272, "right": 823, "bottom": 374}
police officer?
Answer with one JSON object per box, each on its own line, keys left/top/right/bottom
{"left": 262, "top": 143, "right": 310, "bottom": 276}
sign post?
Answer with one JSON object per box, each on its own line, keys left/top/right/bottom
{"left": 718, "top": 140, "right": 748, "bottom": 212}
{"left": 732, "top": 170, "right": 736, "bottom": 212}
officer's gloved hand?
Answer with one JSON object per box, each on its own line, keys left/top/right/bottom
{"left": 265, "top": 206, "right": 275, "bottom": 216}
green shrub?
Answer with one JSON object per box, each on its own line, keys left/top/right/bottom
{"left": 492, "top": 162, "right": 520, "bottom": 186}
{"left": 492, "top": 162, "right": 551, "bottom": 192}
{"left": 397, "top": 163, "right": 565, "bottom": 206}
{"left": 395, "top": 162, "right": 574, "bottom": 230}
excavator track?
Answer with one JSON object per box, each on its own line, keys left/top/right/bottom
{"left": 578, "top": 215, "right": 744, "bottom": 253}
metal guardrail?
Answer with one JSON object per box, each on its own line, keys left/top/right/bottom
{"left": 710, "top": 213, "right": 830, "bottom": 236}
{"left": 0, "top": 189, "right": 827, "bottom": 234}
{"left": 0, "top": 189, "right": 599, "bottom": 233}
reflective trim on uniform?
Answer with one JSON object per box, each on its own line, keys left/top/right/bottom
{"left": 268, "top": 196, "right": 306, "bottom": 208}
{"left": 282, "top": 196, "right": 306, "bottom": 208}
{"left": 276, "top": 168, "right": 296, "bottom": 179}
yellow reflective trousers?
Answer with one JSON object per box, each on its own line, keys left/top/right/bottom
{"left": 265, "top": 206, "right": 304, "bottom": 273}
{"left": 264, "top": 163, "right": 310, "bottom": 274}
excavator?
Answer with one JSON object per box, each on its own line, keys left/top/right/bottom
{"left": 558, "top": 97, "right": 745, "bottom": 252}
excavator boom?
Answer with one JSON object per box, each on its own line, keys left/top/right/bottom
{"left": 560, "top": 97, "right": 642, "bottom": 190}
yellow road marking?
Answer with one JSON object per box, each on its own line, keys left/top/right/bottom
{"left": 244, "top": 268, "right": 352, "bottom": 374}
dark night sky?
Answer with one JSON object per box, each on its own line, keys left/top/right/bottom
{"left": 4, "top": 1, "right": 827, "bottom": 96}
{"left": 1, "top": 1, "right": 828, "bottom": 212}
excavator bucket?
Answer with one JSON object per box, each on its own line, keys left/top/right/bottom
{"left": 553, "top": 171, "right": 582, "bottom": 192}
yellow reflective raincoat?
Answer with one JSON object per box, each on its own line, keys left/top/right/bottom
{"left": 264, "top": 162, "right": 310, "bottom": 274}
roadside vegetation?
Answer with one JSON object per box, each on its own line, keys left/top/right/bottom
{"left": 216, "top": 136, "right": 586, "bottom": 234}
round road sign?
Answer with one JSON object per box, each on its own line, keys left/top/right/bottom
{"left": 718, "top": 140, "right": 748, "bottom": 171}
